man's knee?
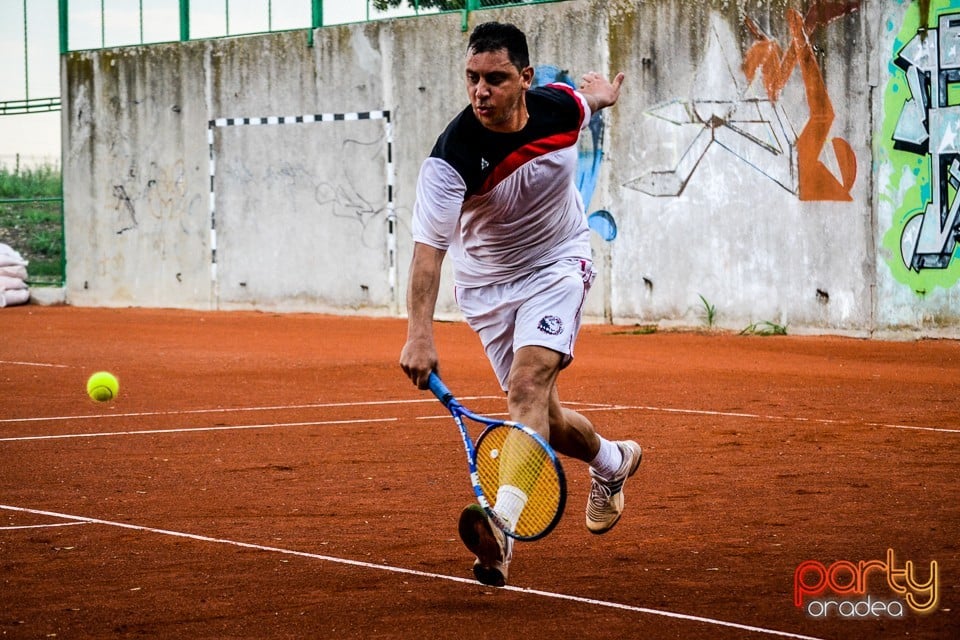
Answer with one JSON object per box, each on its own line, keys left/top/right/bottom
{"left": 507, "top": 368, "right": 546, "bottom": 405}
{"left": 510, "top": 346, "right": 562, "bottom": 383}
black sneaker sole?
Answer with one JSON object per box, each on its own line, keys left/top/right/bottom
{"left": 473, "top": 561, "right": 506, "bottom": 587}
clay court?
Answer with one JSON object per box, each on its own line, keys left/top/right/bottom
{"left": 1, "top": 306, "right": 957, "bottom": 639}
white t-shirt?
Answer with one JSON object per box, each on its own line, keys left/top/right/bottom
{"left": 413, "top": 83, "right": 593, "bottom": 288}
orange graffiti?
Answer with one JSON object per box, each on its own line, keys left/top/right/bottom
{"left": 743, "top": 1, "right": 859, "bottom": 201}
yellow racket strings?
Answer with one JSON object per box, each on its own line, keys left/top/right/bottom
{"left": 476, "top": 426, "right": 561, "bottom": 538}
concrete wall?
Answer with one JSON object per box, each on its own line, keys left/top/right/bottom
{"left": 61, "top": 0, "right": 960, "bottom": 336}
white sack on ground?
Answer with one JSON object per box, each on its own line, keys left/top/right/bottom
{"left": 0, "top": 242, "right": 30, "bottom": 307}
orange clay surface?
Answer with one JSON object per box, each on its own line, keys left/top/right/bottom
{"left": 1, "top": 306, "right": 958, "bottom": 639}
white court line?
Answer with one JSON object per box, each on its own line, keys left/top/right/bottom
{"left": 0, "top": 360, "right": 70, "bottom": 368}
{"left": 0, "top": 418, "right": 396, "bottom": 442}
{"left": 0, "top": 504, "right": 825, "bottom": 640}
{"left": 0, "top": 521, "right": 87, "bottom": 530}
{"left": 0, "top": 396, "right": 502, "bottom": 425}
{"left": 4, "top": 399, "right": 954, "bottom": 441}
{"left": 568, "top": 403, "right": 960, "bottom": 435}
{"left": 864, "top": 422, "right": 960, "bottom": 434}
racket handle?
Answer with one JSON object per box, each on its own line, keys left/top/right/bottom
{"left": 427, "top": 371, "right": 455, "bottom": 407}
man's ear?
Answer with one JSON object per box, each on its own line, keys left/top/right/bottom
{"left": 520, "top": 66, "right": 535, "bottom": 89}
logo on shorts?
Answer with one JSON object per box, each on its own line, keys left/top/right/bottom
{"left": 538, "top": 315, "right": 564, "bottom": 335}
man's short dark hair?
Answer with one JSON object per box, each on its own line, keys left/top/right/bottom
{"left": 468, "top": 22, "right": 530, "bottom": 71}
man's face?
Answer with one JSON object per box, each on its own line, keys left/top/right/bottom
{"left": 465, "top": 48, "right": 533, "bottom": 133}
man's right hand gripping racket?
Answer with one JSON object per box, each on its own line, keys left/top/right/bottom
{"left": 428, "top": 372, "right": 566, "bottom": 541}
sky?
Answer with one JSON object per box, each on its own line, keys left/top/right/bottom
{"left": 0, "top": 0, "right": 419, "bottom": 169}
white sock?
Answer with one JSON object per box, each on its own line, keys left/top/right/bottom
{"left": 589, "top": 438, "right": 623, "bottom": 479}
{"left": 494, "top": 484, "right": 528, "bottom": 532}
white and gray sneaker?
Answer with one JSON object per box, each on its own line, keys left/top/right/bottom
{"left": 585, "top": 440, "right": 643, "bottom": 534}
{"left": 458, "top": 504, "right": 514, "bottom": 587}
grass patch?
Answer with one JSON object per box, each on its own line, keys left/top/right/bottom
{"left": 0, "top": 164, "right": 61, "bottom": 198}
{"left": 612, "top": 324, "right": 658, "bottom": 335}
{"left": 740, "top": 321, "right": 788, "bottom": 336}
{"left": 698, "top": 294, "right": 717, "bottom": 328}
{"left": 0, "top": 164, "right": 63, "bottom": 285}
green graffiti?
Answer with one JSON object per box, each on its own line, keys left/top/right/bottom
{"left": 881, "top": 0, "right": 960, "bottom": 293}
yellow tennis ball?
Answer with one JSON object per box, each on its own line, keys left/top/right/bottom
{"left": 87, "top": 371, "right": 119, "bottom": 402}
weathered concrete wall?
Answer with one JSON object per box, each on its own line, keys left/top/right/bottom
{"left": 63, "top": 28, "right": 399, "bottom": 314}
{"left": 61, "top": 0, "right": 960, "bottom": 336}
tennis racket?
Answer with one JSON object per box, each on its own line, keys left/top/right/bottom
{"left": 428, "top": 371, "right": 566, "bottom": 541}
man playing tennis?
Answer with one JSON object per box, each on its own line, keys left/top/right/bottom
{"left": 400, "top": 21, "right": 642, "bottom": 587}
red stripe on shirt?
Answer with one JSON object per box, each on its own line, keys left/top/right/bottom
{"left": 478, "top": 129, "right": 580, "bottom": 196}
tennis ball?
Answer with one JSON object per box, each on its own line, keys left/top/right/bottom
{"left": 87, "top": 371, "right": 119, "bottom": 402}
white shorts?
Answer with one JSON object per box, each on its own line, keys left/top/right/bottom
{"left": 456, "top": 258, "right": 596, "bottom": 391}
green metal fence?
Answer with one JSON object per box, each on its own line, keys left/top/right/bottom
{"left": 0, "top": 161, "right": 64, "bottom": 287}
{"left": 3, "top": 1, "right": 60, "bottom": 114}
{"left": 1, "top": 2, "right": 63, "bottom": 286}
{"left": 0, "top": 197, "right": 64, "bottom": 287}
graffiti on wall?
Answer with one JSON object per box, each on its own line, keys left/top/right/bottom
{"left": 627, "top": 1, "right": 859, "bottom": 202}
{"left": 110, "top": 160, "right": 197, "bottom": 236}
{"left": 883, "top": 1, "right": 960, "bottom": 291}
{"left": 744, "top": 3, "right": 859, "bottom": 200}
